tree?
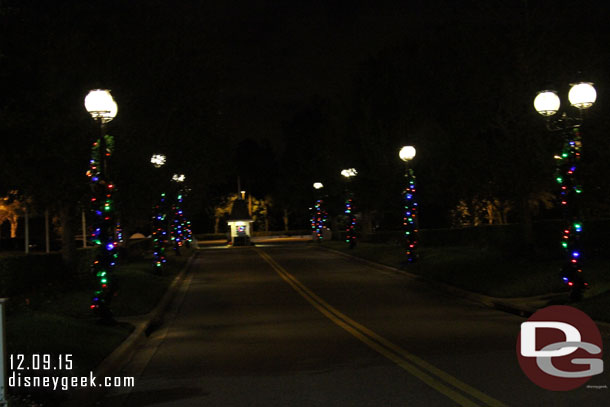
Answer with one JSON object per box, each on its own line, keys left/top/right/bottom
{"left": 0, "top": 193, "right": 24, "bottom": 238}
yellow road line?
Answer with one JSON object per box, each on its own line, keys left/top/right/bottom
{"left": 256, "top": 249, "right": 508, "bottom": 407}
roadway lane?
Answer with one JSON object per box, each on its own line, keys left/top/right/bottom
{"left": 102, "top": 245, "right": 610, "bottom": 406}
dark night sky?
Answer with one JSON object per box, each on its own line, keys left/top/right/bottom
{"left": 4, "top": 0, "right": 604, "bottom": 145}
{"left": 105, "top": 0, "right": 605, "bottom": 143}
{"left": 3, "top": 0, "right": 610, "bottom": 231}
{"left": 201, "top": 0, "right": 422, "bottom": 141}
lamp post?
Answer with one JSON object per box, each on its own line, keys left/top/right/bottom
{"left": 312, "top": 182, "right": 327, "bottom": 242}
{"left": 151, "top": 154, "right": 168, "bottom": 272}
{"left": 341, "top": 168, "right": 358, "bottom": 248}
{"left": 534, "top": 82, "right": 597, "bottom": 300}
{"left": 399, "top": 146, "right": 418, "bottom": 263}
{"left": 84, "top": 89, "right": 118, "bottom": 322}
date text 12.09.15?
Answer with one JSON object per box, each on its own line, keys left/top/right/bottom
{"left": 10, "top": 354, "right": 73, "bottom": 371}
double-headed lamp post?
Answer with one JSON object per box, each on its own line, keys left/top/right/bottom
{"left": 84, "top": 89, "right": 118, "bottom": 322}
{"left": 341, "top": 168, "right": 358, "bottom": 248}
{"left": 312, "top": 182, "right": 327, "bottom": 241}
{"left": 151, "top": 154, "right": 166, "bottom": 168}
{"left": 534, "top": 82, "right": 596, "bottom": 300}
{"left": 399, "top": 146, "right": 418, "bottom": 263}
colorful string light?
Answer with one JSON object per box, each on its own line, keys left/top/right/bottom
{"left": 403, "top": 167, "right": 418, "bottom": 263}
{"left": 345, "top": 198, "right": 356, "bottom": 247}
{"left": 152, "top": 192, "right": 168, "bottom": 271}
{"left": 87, "top": 137, "right": 118, "bottom": 319}
{"left": 311, "top": 199, "right": 328, "bottom": 240}
{"left": 555, "top": 126, "right": 587, "bottom": 296}
{"left": 170, "top": 193, "right": 192, "bottom": 252}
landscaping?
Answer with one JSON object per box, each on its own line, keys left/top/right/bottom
{"left": 320, "top": 238, "right": 610, "bottom": 323}
{"left": 1, "top": 245, "right": 194, "bottom": 406}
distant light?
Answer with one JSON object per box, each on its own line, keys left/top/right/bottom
{"left": 151, "top": 154, "right": 166, "bottom": 168}
{"left": 534, "top": 90, "right": 560, "bottom": 116}
{"left": 313, "top": 182, "right": 324, "bottom": 189}
{"left": 172, "top": 174, "right": 185, "bottom": 182}
{"left": 84, "top": 89, "right": 118, "bottom": 122}
{"left": 341, "top": 168, "right": 358, "bottom": 178}
{"left": 568, "top": 82, "right": 596, "bottom": 110}
{"left": 399, "top": 146, "right": 416, "bottom": 162}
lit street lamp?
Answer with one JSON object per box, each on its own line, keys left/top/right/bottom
{"left": 534, "top": 82, "right": 597, "bottom": 300}
{"left": 341, "top": 168, "right": 358, "bottom": 178}
{"left": 172, "top": 173, "right": 186, "bottom": 183}
{"left": 84, "top": 90, "right": 118, "bottom": 178}
{"left": 399, "top": 146, "right": 416, "bottom": 162}
{"left": 311, "top": 182, "right": 327, "bottom": 241}
{"left": 84, "top": 89, "right": 118, "bottom": 322}
{"left": 400, "top": 146, "right": 418, "bottom": 263}
{"left": 151, "top": 154, "right": 167, "bottom": 168}
{"left": 341, "top": 168, "right": 357, "bottom": 248}
{"left": 151, "top": 154, "right": 168, "bottom": 272}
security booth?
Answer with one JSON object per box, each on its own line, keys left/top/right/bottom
{"left": 227, "top": 199, "right": 253, "bottom": 246}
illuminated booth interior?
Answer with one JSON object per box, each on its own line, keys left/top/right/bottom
{"left": 227, "top": 199, "right": 253, "bottom": 246}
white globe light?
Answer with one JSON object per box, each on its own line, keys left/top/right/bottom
{"left": 341, "top": 168, "right": 357, "bottom": 178}
{"left": 151, "top": 154, "right": 166, "bottom": 168}
{"left": 399, "top": 146, "right": 416, "bottom": 162}
{"left": 84, "top": 89, "right": 118, "bottom": 122}
{"left": 533, "top": 90, "right": 560, "bottom": 116}
{"left": 172, "top": 174, "right": 185, "bottom": 182}
{"left": 568, "top": 82, "right": 596, "bottom": 110}
{"left": 105, "top": 99, "right": 118, "bottom": 122}
{"left": 313, "top": 182, "right": 324, "bottom": 189}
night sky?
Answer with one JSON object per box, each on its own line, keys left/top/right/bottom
{"left": 2, "top": 0, "right": 610, "bottom": 232}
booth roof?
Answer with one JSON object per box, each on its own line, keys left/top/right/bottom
{"left": 227, "top": 199, "right": 253, "bottom": 221}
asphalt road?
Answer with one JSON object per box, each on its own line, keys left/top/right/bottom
{"left": 101, "top": 244, "right": 610, "bottom": 406}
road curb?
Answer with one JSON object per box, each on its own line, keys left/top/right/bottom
{"left": 315, "top": 245, "right": 610, "bottom": 332}
{"left": 64, "top": 252, "right": 198, "bottom": 406}
{"left": 96, "top": 252, "right": 197, "bottom": 377}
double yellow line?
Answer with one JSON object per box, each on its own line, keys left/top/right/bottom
{"left": 256, "top": 249, "right": 507, "bottom": 407}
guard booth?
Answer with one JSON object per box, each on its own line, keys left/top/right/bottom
{"left": 227, "top": 199, "right": 253, "bottom": 246}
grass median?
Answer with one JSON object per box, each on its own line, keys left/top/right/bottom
{"left": 6, "top": 247, "right": 194, "bottom": 406}
{"left": 319, "top": 240, "right": 610, "bottom": 322}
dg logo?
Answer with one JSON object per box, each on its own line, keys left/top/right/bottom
{"left": 517, "top": 305, "right": 604, "bottom": 391}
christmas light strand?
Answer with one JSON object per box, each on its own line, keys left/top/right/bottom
{"left": 312, "top": 199, "right": 327, "bottom": 240}
{"left": 345, "top": 197, "right": 356, "bottom": 246}
{"left": 555, "top": 126, "right": 587, "bottom": 293}
{"left": 152, "top": 193, "right": 168, "bottom": 271}
{"left": 403, "top": 168, "right": 418, "bottom": 263}
{"left": 86, "top": 137, "right": 118, "bottom": 318}
{"left": 171, "top": 193, "right": 192, "bottom": 251}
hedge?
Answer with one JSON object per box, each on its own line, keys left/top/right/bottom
{"left": 0, "top": 248, "right": 100, "bottom": 298}
{"left": 333, "top": 219, "right": 610, "bottom": 259}
{"left": 0, "top": 253, "right": 66, "bottom": 297}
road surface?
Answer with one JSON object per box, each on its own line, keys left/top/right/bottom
{"left": 101, "top": 244, "right": 610, "bottom": 406}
